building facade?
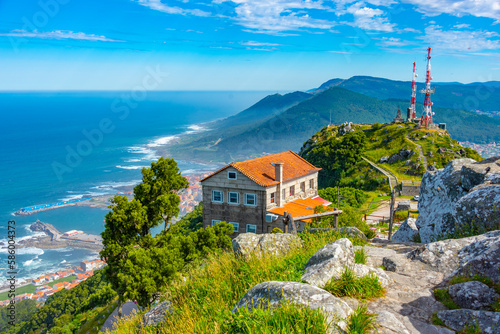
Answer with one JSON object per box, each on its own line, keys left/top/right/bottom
{"left": 201, "top": 151, "right": 326, "bottom": 235}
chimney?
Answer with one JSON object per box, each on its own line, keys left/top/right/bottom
{"left": 274, "top": 163, "right": 284, "bottom": 207}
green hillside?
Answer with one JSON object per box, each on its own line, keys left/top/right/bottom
{"left": 299, "top": 122, "right": 482, "bottom": 191}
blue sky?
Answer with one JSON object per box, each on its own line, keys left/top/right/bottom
{"left": 0, "top": 0, "right": 499, "bottom": 90}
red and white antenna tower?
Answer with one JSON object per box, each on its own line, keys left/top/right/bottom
{"left": 420, "top": 47, "right": 435, "bottom": 128}
{"left": 410, "top": 61, "right": 417, "bottom": 120}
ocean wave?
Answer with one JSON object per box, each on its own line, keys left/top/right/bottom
{"left": 127, "top": 146, "right": 159, "bottom": 161}
{"left": 146, "top": 135, "right": 178, "bottom": 148}
{"left": 116, "top": 165, "right": 147, "bottom": 170}
{"left": 23, "top": 257, "right": 42, "bottom": 267}
{"left": 125, "top": 158, "right": 141, "bottom": 163}
{"left": 91, "top": 180, "right": 141, "bottom": 191}
{"left": 185, "top": 124, "right": 207, "bottom": 134}
{"left": 61, "top": 260, "right": 67, "bottom": 264}
{"left": 0, "top": 247, "right": 44, "bottom": 255}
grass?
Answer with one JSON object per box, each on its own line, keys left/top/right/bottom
{"left": 226, "top": 301, "right": 330, "bottom": 334}
{"left": 111, "top": 230, "right": 367, "bottom": 333}
{"left": 431, "top": 312, "right": 446, "bottom": 327}
{"left": 354, "top": 248, "right": 367, "bottom": 265}
{"left": 0, "top": 275, "right": 77, "bottom": 301}
{"left": 345, "top": 304, "right": 377, "bottom": 334}
{"left": 458, "top": 321, "right": 482, "bottom": 334}
{"left": 323, "top": 267, "right": 385, "bottom": 300}
{"left": 433, "top": 288, "right": 460, "bottom": 310}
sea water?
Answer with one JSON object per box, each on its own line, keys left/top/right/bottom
{"left": 0, "top": 91, "right": 271, "bottom": 281}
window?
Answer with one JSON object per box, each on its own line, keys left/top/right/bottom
{"left": 309, "top": 179, "right": 314, "bottom": 189}
{"left": 246, "top": 224, "right": 257, "bottom": 233}
{"left": 270, "top": 192, "right": 275, "bottom": 204}
{"left": 245, "top": 193, "right": 256, "bottom": 206}
{"left": 228, "top": 192, "right": 240, "bottom": 204}
{"left": 228, "top": 171, "right": 237, "bottom": 180}
{"left": 290, "top": 185, "right": 295, "bottom": 196}
{"left": 282, "top": 189, "right": 286, "bottom": 199}
{"left": 212, "top": 190, "right": 223, "bottom": 203}
{"left": 230, "top": 222, "right": 239, "bottom": 233}
{"left": 301, "top": 182, "right": 305, "bottom": 192}
{"left": 211, "top": 219, "right": 221, "bottom": 226}
{"left": 266, "top": 214, "right": 278, "bottom": 223}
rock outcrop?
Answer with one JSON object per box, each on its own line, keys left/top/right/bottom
{"left": 388, "top": 149, "right": 415, "bottom": 164}
{"left": 415, "top": 157, "right": 500, "bottom": 243}
{"left": 392, "top": 218, "right": 419, "bottom": 242}
{"left": 232, "top": 281, "right": 353, "bottom": 332}
{"left": 142, "top": 300, "right": 172, "bottom": 326}
{"left": 232, "top": 233, "right": 302, "bottom": 257}
{"left": 301, "top": 238, "right": 354, "bottom": 288}
{"left": 448, "top": 281, "right": 499, "bottom": 310}
{"left": 437, "top": 309, "right": 500, "bottom": 334}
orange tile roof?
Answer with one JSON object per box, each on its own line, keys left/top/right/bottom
{"left": 201, "top": 151, "right": 321, "bottom": 187}
{"left": 268, "top": 198, "right": 326, "bottom": 223}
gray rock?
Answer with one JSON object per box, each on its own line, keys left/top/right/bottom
{"left": 454, "top": 185, "right": 500, "bottom": 233}
{"left": 415, "top": 157, "right": 500, "bottom": 243}
{"left": 232, "top": 233, "right": 302, "bottom": 257}
{"left": 376, "top": 311, "right": 410, "bottom": 334}
{"left": 448, "top": 281, "right": 499, "bottom": 310}
{"left": 392, "top": 218, "right": 419, "bottom": 243}
{"left": 382, "top": 256, "right": 398, "bottom": 272}
{"left": 232, "top": 281, "right": 353, "bottom": 332}
{"left": 437, "top": 309, "right": 500, "bottom": 334}
{"left": 305, "top": 227, "right": 367, "bottom": 240}
{"left": 404, "top": 159, "right": 413, "bottom": 166}
{"left": 456, "top": 231, "right": 500, "bottom": 283}
{"left": 302, "top": 238, "right": 354, "bottom": 288}
{"left": 416, "top": 158, "right": 476, "bottom": 243}
{"left": 142, "top": 300, "right": 172, "bottom": 326}
{"left": 396, "top": 200, "right": 411, "bottom": 211}
{"left": 359, "top": 246, "right": 397, "bottom": 268}
{"left": 380, "top": 156, "right": 389, "bottom": 164}
{"left": 353, "top": 263, "right": 391, "bottom": 287}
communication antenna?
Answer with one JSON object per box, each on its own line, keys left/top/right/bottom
{"left": 420, "top": 47, "right": 435, "bottom": 129}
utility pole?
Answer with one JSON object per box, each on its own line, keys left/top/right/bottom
{"left": 388, "top": 189, "right": 395, "bottom": 240}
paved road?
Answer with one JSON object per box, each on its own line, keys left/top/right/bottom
{"left": 100, "top": 301, "right": 138, "bottom": 333}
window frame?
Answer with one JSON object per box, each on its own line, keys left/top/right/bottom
{"left": 211, "top": 219, "right": 221, "bottom": 226}
{"left": 212, "top": 190, "right": 224, "bottom": 203}
{"left": 270, "top": 192, "right": 275, "bottom": 204}
{"left": 230, "top": 222, "right": 239, "bottom": 233}
{"left": 246, "top": 224, "right": 257, "bottom": 233}
{"left": 309, "top": 179, "right": 314, "bottom": 189}
{"left": 282, "top": 189, "right": 286, "bottom": 200}
{"left": 228, "top": 191, "right": 240, "bottom": 205}
{"left": 228, "top": 171, "right": 237, "bottom": 180}
{"left": 245, "top": 193, "right": 257, "bottom": 206}
{"left": 301, "top": 181, "right": 305, "bottom": 192}
{"left": 290, "top": 185, "right": 295, "bottom": 196}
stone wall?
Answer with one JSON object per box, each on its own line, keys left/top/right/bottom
{"left": 400, "top": 181, "right": 421, "bottom": 196}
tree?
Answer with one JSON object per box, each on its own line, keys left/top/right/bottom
{"left": 133, "top": 157, "right": 189, "bottom": 233}
{"left": 100, "top": 195, "right": 147, "bottom": 317}
{"left": 176, "top": 202, "right": 204, "bottom": 234}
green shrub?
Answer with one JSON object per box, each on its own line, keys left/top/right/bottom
{"left": 324, "top": 267, "right": 385, "bottom": 300}
{"left": 431, "top": 312, "right": 445, "bottom": 327}
{"left": 354, "top": 248, "right": 367, "bottom": 265}
{"left": 318, "top": 187, "right": 369, "bottom": 208}
{"left": 394, "top": 210, "right": 409, "bottom": 221}
{"left": 458, "top": 321, "right": 482, "bottom": 334}
{"left": 346, "top": 304, "right": 377, "bottom": 334}
{"left": 271, "top": 227, "right": 283, "bottom": 234}
{"left": 371, "top": 123, "right": 381, "bottom": 130}
{"left": 311, "top": 206, "right": 375, "bottom": 239}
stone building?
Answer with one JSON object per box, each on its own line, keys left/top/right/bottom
{"left": 201, "top": 151, "right": 329, "bottom": 235}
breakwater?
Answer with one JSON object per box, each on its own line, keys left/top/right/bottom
{"left": 14, "top": 197, "right": 90, "bottom": 216}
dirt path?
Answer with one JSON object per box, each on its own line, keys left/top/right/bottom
{"left": 406, "top": 130, "right": 428, "bottom": 170}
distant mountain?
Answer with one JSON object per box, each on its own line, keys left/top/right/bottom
{"left": 316, "top": 76, "right": 500, "bottom": 114}
{"left": 307, "top": 78, "right": 344, "bottom": 94}
{"left": 167, "top": 84, "right": 500, "bottom": 163}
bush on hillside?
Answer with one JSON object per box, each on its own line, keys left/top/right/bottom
{"left": 311, "top": 205, "right": 375, "bottom": 239}
{"left": 318, "top": 187, "right": 368, "bottom": 208}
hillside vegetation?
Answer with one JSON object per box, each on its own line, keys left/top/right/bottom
{"left": 300, "top": 122, "right": 482, "bottom": 191}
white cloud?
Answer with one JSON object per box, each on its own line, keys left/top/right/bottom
{"left": 241, "top": 41, "right": 281, "bottom": 46}
{"left": 0, "top": 30, "right": 122, "bottom": 42}
{"left": 403, "top": 0, "right": 500, "bottom": 21}
{"left": 378, "top": 36, "right": 409, "bottom": 46}
{"left": 453, "top": 23, "right": 471, "bottom": 29}
{"left": 135, "top": 0, "right": 210, "bottom": 17}
{"left": 421, "top": 25, "right": 500, "bottom": 52}
{"left": 346, "top": 2, "right": 395, "bottom": 32}
{"left": 216, "top": 0, "right": 333, "bottom": 34}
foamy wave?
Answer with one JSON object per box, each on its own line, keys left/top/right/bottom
{"left": 127, "top": 146, "right": 159, "bottom": 161}
{"left": 61, "top": 260, "right": 67, "bottom": 264}
{"left": 125, "top": 158, "right": 141, "bottom": 163}
{"left": 147, "top": 136, "right": 178, "bottom": 148}
{"left": 23, "top": 257, "right": 42, "bottom": 267}
{"left": 116, "top": 165, "right": 147, "bottom": 170}
{"left": 91, "top": 180, "right": 140, "bottom": 191}
{"left": 0, "top": 247, "right": 44, "bottom": 255}
{"left": 185, "top": 124, "right": 207, "bottom": 134}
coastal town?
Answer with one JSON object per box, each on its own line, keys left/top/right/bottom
{"left": 460, "top": 141, "right": 500, "bottom": 158}
{"left": 0, "top": 260, "right": 105, "bottom": 305}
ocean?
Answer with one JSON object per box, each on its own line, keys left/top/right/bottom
{"left": 0, "top": 91, "right": 272, "bottom": 282}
